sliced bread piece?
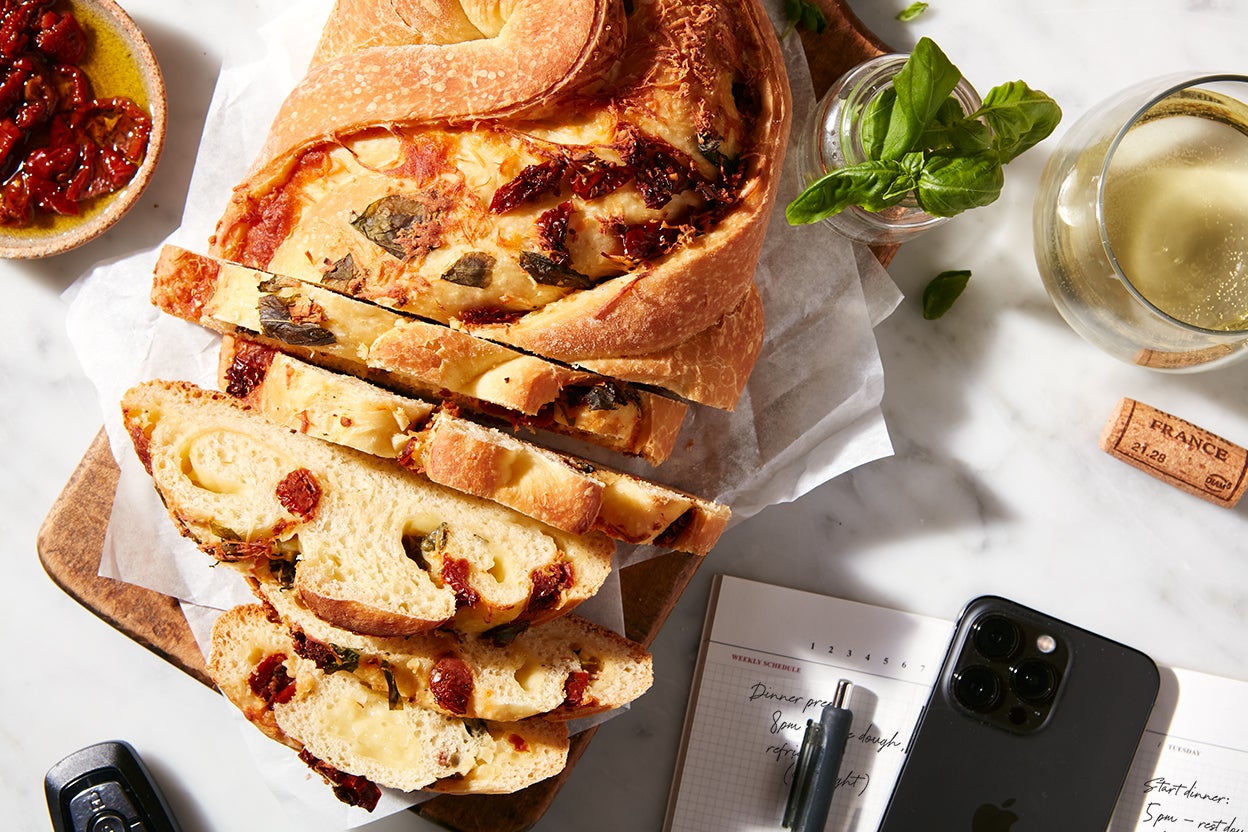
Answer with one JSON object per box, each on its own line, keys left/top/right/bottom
{"left": 121, "top": 380, "right": 614, "bottom": 636}
{"left": 249, "top": 573, "right": 653, "bottom": 722}
{"left": 208, "top": 604, "right": 570, "bottom": 805}
{"left": 218, "top": 336, "right": 729, "bottom": 552}
{"left": 152, "top": 244, "right": 687, "bottom": 465}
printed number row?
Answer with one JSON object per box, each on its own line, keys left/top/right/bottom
{"left": 809, "top": 644, "right": 926, "bottom": 673}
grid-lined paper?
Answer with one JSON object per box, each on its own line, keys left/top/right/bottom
{"left": 664, "top": 576, "right": 953, "bottom": 832}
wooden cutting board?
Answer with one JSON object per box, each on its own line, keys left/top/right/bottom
{"left": 36, "top": 4, "right": 889, "bottom": 829}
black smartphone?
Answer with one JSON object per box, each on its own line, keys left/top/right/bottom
{"left": 877, "top": 595, "right": 1159, "bottom": 832}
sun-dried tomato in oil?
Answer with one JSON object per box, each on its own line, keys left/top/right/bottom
{"left": 0, "top": 0, "right": 153, "bottom": 225}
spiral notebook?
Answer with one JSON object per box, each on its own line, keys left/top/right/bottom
{"left": 663, "top": 574, "right": 1248, "bottom": 832}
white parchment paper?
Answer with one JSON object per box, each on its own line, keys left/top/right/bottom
{"left": 64, "top": 1, "right": 900, "bottom": 825}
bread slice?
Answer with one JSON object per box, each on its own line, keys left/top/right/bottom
{"left": 152, "top": 244, "right": 686, "bottom": 465}
{"left": 121, "top": 380, "right": 614, "bottom": 636}
{"left": 219, "top": 335, "right": 729, "bottom": 552}
{"left": 248, "top": 573, "right": 653, "bottom": 722}
{"left": 208, "top": 604, "right": 571, "bottom": 805}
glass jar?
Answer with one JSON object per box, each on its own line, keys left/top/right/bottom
{"left": 796, "top": 54, "right": 983, "bottom": 245}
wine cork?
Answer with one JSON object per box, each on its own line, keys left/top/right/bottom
{"left": 1134, "top": 344, "right": 1238, "bottom": 370}
{"left": 1100, "top": 398, "right": 1248, "bottom": 507}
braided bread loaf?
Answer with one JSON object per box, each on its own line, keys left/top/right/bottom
{"left": 209, "top": 0, "right": 790, "bottom": 409}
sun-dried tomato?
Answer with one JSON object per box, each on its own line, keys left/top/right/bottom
{"left": 489, "top": 158, "right": 566, "bottom": 214}
{"left": 535, "top": 200, "right": 573, "bottom": 267}
{"left": 248, "top": 653, "right": 296, "bottom": 708}
{"left": 276, "top": 468, "right": 322, "bottom": 521}
{"left": 429, "top": 654, "right": 474, "bottom": 715}
{"left": 568, "top": 154, "right": 632, "bottom": 200}
{"left": 614, "top": 219, "right": 682, "bottom": 263}
{"left": 221, "top": 339, "right": 276, "bottom": 398}
{"left": 0, "top": 0, "right": 152, "bottom": 225}
{"left": 527, "top": 562, "right": 574, "bottom": 614}
{"left": 457, "top": 306, "right": 526, "bottom": 327}
{"left": 440, "top": 557, "right": 480, "bottom": 609}
{"left": 298, "top": 749, "right": 381, "bottom": 811}
{"left": 619, "top": 127, "right": 695, "bottom": 210}
{"left": 562, "top": 670, "right": 590, "bottom": 709}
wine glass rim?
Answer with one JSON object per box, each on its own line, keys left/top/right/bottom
{"left": 1095, "top": 73, "right": 1248, "bottom": 336}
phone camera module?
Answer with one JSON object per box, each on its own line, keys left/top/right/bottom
{"left": 953, "top": 665, "right": 1003, "bottom": 713}
{"left": 1012, "top": 658, "right": 1058, "bottom": 704}
{"left": 971, "top": 614, "right": 1021, "bottom": 660}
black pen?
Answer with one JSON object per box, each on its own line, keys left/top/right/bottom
{"left": 783, "top": 679, "right": 854, "bottom": 832}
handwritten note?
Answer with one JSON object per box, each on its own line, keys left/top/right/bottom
{"left": 1110, "top": 667, "right": 1248, "bottom": 832}
{"left": 663, "top": 575, "right": 953, "bottom": 831}
{"left": 666, "top": 575, "right": 1248, "bottom": 832}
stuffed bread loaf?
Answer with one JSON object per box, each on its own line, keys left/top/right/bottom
{"left": 209, "top": 0, "right": 791, "bottom": 410}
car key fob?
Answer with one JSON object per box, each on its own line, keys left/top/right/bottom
{"left": 46, "top": 740, "right": 181, "bottom": 832}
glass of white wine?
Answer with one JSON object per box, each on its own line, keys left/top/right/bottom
{"left": 1034, "top": 75, "right": 1248, "bottom": 371}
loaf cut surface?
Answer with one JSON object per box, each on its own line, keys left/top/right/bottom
{"left": 218, "top": 335, "right": 729, "bottom": 552}
{"left": 154, "top": 244, "right": 686, "bottom": 465}
{"left": 250, "top": 575, "right": 654, "bottom": 722}
{"left": 121, "top": 380, "right": 615, "bottom": 636}
{"left": 208, "top": 604, "right": 571, "bottom": 803}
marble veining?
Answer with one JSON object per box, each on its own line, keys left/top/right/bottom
{"left": 5, "top": 1, "right": 1248, "bottom": 831}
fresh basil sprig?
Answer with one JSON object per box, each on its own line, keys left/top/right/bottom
{"left": 782, "top": 0, "right": 827, "bottom": 36}
{"left": 787, "top": 38, "right": 1060, "bottom": 225}
{"left": 896, "top": 2, "right": 929, "bottom": 22}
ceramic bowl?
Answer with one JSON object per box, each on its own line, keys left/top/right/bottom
{"left": 0, "top": 0, "right": 167, "bottom": 259}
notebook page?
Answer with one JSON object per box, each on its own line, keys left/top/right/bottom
{"left": 1111, "top": 666, "right": 1248, "bottom": 831}
{"left": 663, "top": 575, "right": 953, "bottom": 832}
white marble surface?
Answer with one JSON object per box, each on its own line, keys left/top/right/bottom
{"left": 5, "top": 1, "right": 1248, "bottom": 830}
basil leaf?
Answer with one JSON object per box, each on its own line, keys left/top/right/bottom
{"left": 786, "top": 161, "right": 914, "bottom": 225}
{"left": 919, "top": 98, "right": 994, "bottom": 157}
{"left": 974, "top": 81, "right": 1063, "bottom": 163}
{"left": 860, "top": 88, "right": 896, "bottom": 162}
{"left": 914, "top": 152, "right": 1003, "bottom": 217}
{"left": 881, "top": 37, "right": 963, "bottom": 160}
{"left": 441, "top": 251, "right": 496, "bottom": 288}
{"left": 321, "top": 253, "right": 358, "bottom": 292}
{"left": 922, "top": 270, "right": 971, "bottom": 319}
{"left": 896, "top": 2, "right": 928, "bottom": 21}
{"left": 518, "top": 251, "right": 594, "bottom": 289}
{"left": 257, "top": 294, "right": 337, "bottom": 346}
{"left": 783, "top": 0, "right": 828, "bottom": 34}
{"left": 381, "top": 661, "right": 401, "bottom": 710}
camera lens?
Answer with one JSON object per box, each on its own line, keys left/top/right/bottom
{"left": 953, "top": 665, "right": 1002, "bottom": 712}
{"left": 1012, "top": 659, "right": 1058, "bottom": 704}
{"left": 971, "top": 615, "right": 1021, "bottom": 660}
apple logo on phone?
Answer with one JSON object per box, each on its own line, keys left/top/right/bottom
{"left": 972, "top": 798, "right": 1019, "bottom": 831}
